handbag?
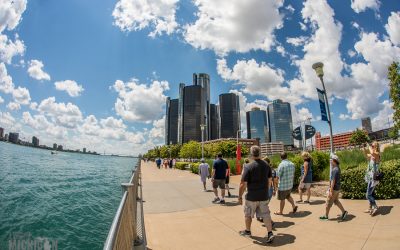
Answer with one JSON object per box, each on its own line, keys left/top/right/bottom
{"left": 373, "top": 171, "right": 384, "bottom": 181}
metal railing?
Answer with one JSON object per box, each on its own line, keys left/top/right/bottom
{"left": 104, "top": 160, "right": 146, "bottom": 250}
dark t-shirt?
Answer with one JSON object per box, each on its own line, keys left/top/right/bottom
{"left": 330, "top": 167, "right": 341, "bottom": 191}
{"left": 241, "top": 159, "right": 272, "bottom": 201}
{"left": 213, "top": 158, "right": 228, "bottom": 179}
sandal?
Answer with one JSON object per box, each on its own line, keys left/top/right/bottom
{"left": 292, "top": 206, "right": 298, "bottom": 213}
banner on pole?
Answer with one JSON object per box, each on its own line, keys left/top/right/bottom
{"left": 292, "top": 126, "right": 303, "bottom": 141}
{"left": 305, "top": 125, "right": 316, "bottom": 140}
{"left": 316, "top": 88, "right": 329, "bottom": 122}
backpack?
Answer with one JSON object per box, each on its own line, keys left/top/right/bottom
{"left": 373, "top": 171, "right": 384, "bottom": 181}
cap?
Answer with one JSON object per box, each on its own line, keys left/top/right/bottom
{"left": 330, "top": 153, "right": 339, "bottom": 163}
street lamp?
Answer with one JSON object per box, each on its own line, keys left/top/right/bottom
{"left": 312, "top": 62, "right": 334, "bottom": 154}
{"left": 200, "top": 124, "right": 206, "bottom": 159}
{"left": 169, "top": 141, "right": 172, "bottom": 159}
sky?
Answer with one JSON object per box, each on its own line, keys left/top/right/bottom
{"left": 0, "top": 0, "right": 399, "bottom": 156}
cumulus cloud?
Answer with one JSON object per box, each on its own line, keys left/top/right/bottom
{"left": 12, "top": 86, "right": 30, "bottom": 105}
{"left": 286, "top": 36, "right": 308, "bottom": 47}
{"left": 292, "top": 107, "right": 314, "bottom": 125}
{"left": 385, "top": 11, "right": 400, "bottom": 46}
{"left": 7, "top": 101, "right": 20, "bottom": 110}
{"left": 37, "top": 97, "right": 83, "bottom": 128}
{"left": 112, "top": 0, "right": 178, "bottom": 37}
{"left": 27, "top": 59, "right": 51, "bottom": 81}
{"left": 184, "top": 0, "right": 284, "bottom": 55}
{"left": 0, "top": 62, "right": 14, "bottom": 94}
{"left": 112, "top": 78, "right": 169, "bottom": 123}
{"left": 54, "top": 80, "right": 84, "bottom": 97}
{"left": 148, "top": 116, "right": 165, "bottom": 142}
{"left": 0, "top": 0, "right": 27, "bottom": 33}
{"left": 350, "top": 0, "right": 380, "bottom": 13}
{"left": 371, "top": 100, "right": 394, "bottom": 131}
{"left": 0, "top": 34, "right": 25, "bottom": 64}
{"left": 217, "top": 58, "right": 299, "bottom": 103}
{"left": 0, "top": 95, "right": 3, "bottom": 103}
{"left": 22, "top": 111, "right": 67, "bottom": 139}
{"left": 0, "top": 111, "right": 16, "bottom": 128}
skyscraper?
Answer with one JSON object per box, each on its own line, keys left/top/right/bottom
{"left": 177, "top": 83, "right": 185, "bottom": 144}
{"left": 32, "top": 136, "right": 39, "bottom": 147}
{"left": 210, "top": 104, "right": 220, "bottom": 140}
{"left": 268, "top": 99, "right": 294, "bottom": 146}
{"left": 361, "top": 117, "right": 372, "bottom": 133}
{"left": 246, "top": 107, "right": 269, "bottom": 143}
{"left": 165, "top": 97, "right": 179, "bottom": 145}
{"left": 0, "top": 127, "right": 4, "bottom": 138}
{"left": 193, "top": 73, "right": 210, "bottom": 140}
{"left": 8, "top": 132, "right": 19, "bottom": 144}
{"left": 182, "top": 85, "right": 205, "bottom": 143}
{"left": 219, "top": 93, "right": 240, "bottom": 138}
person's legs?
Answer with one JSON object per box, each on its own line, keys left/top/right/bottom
{"left": 306, "top": 186, "right": 311, "bottom": 202}
{"left": 245, "top": 217, "right": 252, "bottom": 231}
{"left": 366, "top": 181, "right": 377, "bottom": 208}
{"left": 202, "top": 181, "right": 206, "bottom": 190}
{"left": 298, "top": 185, "right": 303, "bottom": 201}
{"left": 279, "top": 199, "right": 285, "bottom": 214}
{"left": 287, "top": 195, "right": 296, "bottom": 210}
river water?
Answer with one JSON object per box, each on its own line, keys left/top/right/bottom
{"left": 0, "top": 142, "right": 137, "bottom": 249}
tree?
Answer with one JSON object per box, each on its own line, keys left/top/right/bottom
{"left": 179, "top": 141, "right": 201, "bottom": 159}
{"left": 388, "top": 128, "right": 399, "bottom": 143}
{"left": 349, "top": 129, "right": 370, "bottom": 146}
{"left": 388, "top": 62, "right": 400, "bottom": 130}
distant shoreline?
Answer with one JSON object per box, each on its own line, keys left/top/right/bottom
{"left": 0, "top": 140, "right": 138, "bottom": 158}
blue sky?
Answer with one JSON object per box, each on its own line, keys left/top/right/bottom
{"left": 0, "top": 0, "right": 399, "bottom": 155}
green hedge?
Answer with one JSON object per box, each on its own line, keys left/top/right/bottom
{"left": 175, "top": 162, "right": 189, "bottom": 170}
{"left": 342, "top": 159, "right": 400, "bottom": 199}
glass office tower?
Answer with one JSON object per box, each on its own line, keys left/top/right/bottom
{"left": 193, "top": 73, "right": 210, "bottom": 140}
{"left": 165, "top": 97, "right": 179, "bottom": 145}
{"left": 182, "top": 85, "right": 205, "bottom": 143}
{"left": 267, "top": 99, "right": 294, "bottom": 146}
{"left": 246, "top": 107, "right": 269, "bottom": 143}
{"left": 219, "top": 93, "right": 240, "bottom": 138}
{"left": 210, "top": 104, "right": 220, "bottom": 140}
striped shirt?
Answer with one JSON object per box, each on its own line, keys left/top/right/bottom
{"left": 277, "top": 159, "right": 295, "bottom": 191}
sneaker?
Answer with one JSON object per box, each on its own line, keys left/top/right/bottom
{"left": 371, "top": 207, "right": 378, "bottom": 216}
{"left": 319, "top": 215, "right": 328, "bottom": 221}
{"left": 341, "top": 211, "right": 348, "bottom": 221}
{"left": 239, "top": 230, "right": 251, "bottom": 237}
{"left": 265, "top": 232, "right": 274, "bottom": 243}
{"left": 219, "top": 199, "right": 226, "bottom": 204}
{"left": 212, "top": 197, "right": 220, "bottom": 203}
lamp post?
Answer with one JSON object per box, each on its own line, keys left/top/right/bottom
{"left": 312, "top": 62, "right": 334, "bottom": 154}
{"left": 169, "top": 141, "right": 172, "bottom": 159}
{"left": 200, "top": 124, "right": 206, "bottom": 159}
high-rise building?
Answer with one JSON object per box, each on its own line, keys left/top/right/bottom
{"left": 53, "top": 143, "right": 57, "bottom": 150}
{"left": 8, "top": 132, "right": 19, "bottom": 144}
{"left": 219, "top": 93, "right": 240, "bottom": 138}
{"left": 32, "top": 136, "right": 39, "bottom": 147}
{"left": 182, "top": 85, "right": 205, "bottom": 143}
{"left": 246, "top": 107, "right": 269, "bottom": 143}
{"left": 165, "top": 97, "right": 179, "bottom": 145}
{"left": 268, "top": 99, "right": 294, "bottom": 146}
{"left": 0, "top": 127, "right": 4, "bottom": 138}
{"left": 57, "top": 145, "right": 63, "bottom": 151}
{"left": 361, "top": 117, "right": 372, "bottom": 133}
{"left": 210, "top": 104, "right": 220, "bottom": 140}
{"left": 193, "top": 73, "right": 210, "bottom": 140}
{"left": 177, "top": 83, "right": 185, "bottom": 144}
{"left": 83, "top": 148, "right": 86, "bottom": 153}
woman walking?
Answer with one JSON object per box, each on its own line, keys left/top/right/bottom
{"left": 298, "top": 152, "right": 313, "bottom": 203}
{"left": 364, "top": 141, "right": 380, "bottom": 216}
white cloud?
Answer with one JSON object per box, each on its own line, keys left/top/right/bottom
{"left": 112, "top": 0, "right": 178, "bottom": 37}
{"left": 350, "top": 0, "right": 380, "bottom": 13}
{"left": 339, "top": 114, "right": 351, "bottom": 120}
{"left": 27, "top": 60, "right": 51, "bottom": 81}
{"left": 184, "top": 0, "right": 284, "bottom": 55}
{"left": 0, "top": 0, "right": 27, "bottom": 33}
{"left": 385, "top": 11, "right": 400, "bottom": 46}
{"left": 217, "top": 58, "right": 299, "bottom": 103}
{"left": 286, "top": 36, "right": 308, "bottom": 47}
{"left": 112, "top": 78, "right": 169, "bottom": 123}
{"left": 285, "top": 5, "right": 295, "bottom": 14}
{"left": 0, "top": 34, "right": 25, "bottom": 64}
{"left": 7, "top": 101, "right": 20, "bottom": 110}
{"left": 0, "top": 95, "right": 3, "bottom": 103}
{"left": 30, "top": 101, "right": 37, "bottom": 110}
{"left": 0, "top": 62, "right": 14, "bottom": 94}
{"left": 12, "top": 86, "right": 30, "bottom": 105}
{"left": 22, "top": 111, "right": 67, "bottom": 139}
{"left": 292, "top": 107, "right": 314, "bottom": 125}
{"left": 54, "top": 80, "right": 84, "bottom": 97}
{"left": 37, "top": 97, "right": 83, "bottom": 128}
{"left": 347, "top": 49, "right": 356, "bottom": 57}
{"left": 299, "top": 22, "right": 307, "bottom": 31}
{"left": 276, "top": 45, "right": 287, "bottom": 57}
{"left": 149, "top": 116, "right": 165, "bottom": 142}
{"left": 371, "top": 100, "right": 394, "bottom": 131}
{"left": 0, "top": 111, "right": 16, "bottom": 128}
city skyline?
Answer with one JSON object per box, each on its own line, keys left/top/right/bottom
{"left": 0, "top": 0, "right": 398, "bottom": 155}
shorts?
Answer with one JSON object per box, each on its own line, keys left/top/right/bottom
{"left": 326, "top": 190, "right": 340, "bottom": 208}
{"left": 225, "top": 176, "right": 230, "bottom": 184}
{"left": 299, "top": 182, "right": 312, "bottom": 189}
{"left": 277, "top": 189, "right": 292, "bottom": 200}
{"left": 244, "top": 200, "right": 271, "bottom": 219}
{"left": 212, "top": 179, "right": 225, "bottom": 189}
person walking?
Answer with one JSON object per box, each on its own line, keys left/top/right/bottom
{"left": 155, "top": 158, "right": 162, "bottom": 169}
{"left": 211, "top": 153, "right": 229, "bottom": 204}
{"left": 319, "top": 154, "right": 348, "bottom": 221}
{"left": 274, "top": 152, "right": 298, "bottom": 215}
{"left": 199, "top": 159, "right": 210, "bottom": 191}
{"left": 172, "top": 158, "right": 176, "bottom": 169}
{"left": 169, "top": 158, "right": 173, "bottom": 169}
{"left": 238, "top": 146, "right": 274, "bottom": 243}
{"left": 242, "top": 158, "right": 250, "bottom": 175}
{"left": 364, "top": 141, "right": 381, "bottom": 216}
{"left": 297, "top": 152, "right": 313, "bottom": 203}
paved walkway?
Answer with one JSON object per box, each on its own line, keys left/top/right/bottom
{"left": 141, "top": 161, "right": 400, "bottom": 250}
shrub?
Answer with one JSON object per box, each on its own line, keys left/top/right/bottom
{"left": 342, "top": 159, "right": 400, "bottom": 199}
{"left": 336, "top": 149, "right": 367, "bottom": 170}
{"left": 175, "top": 162, "right": 189, "bottom": 170}
{"left": 381, "top": 144, "right": 400, "bottom": 162}
{"left": 190, "top": 162, "right": 200, "bottom": 174}
{"left": 310, "top": 151, "right": 330, "bottom": 181}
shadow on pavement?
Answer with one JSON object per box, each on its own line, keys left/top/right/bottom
{"left": 223, "top": 201, "right": 240, "bottom": 207}
{"left": 251, "top": 233, "right": 296, "bottom": 247}
{"left": 334, "top": 214, "right": 356, "bottom": 223}
{"left": 283, "top": 210, "right": 312, "bottom": 218}
{"left": 309, "top": 200, "right": 325, "bottom": 205}
{"left": 273, "top": 220, "right": 295, "bottom": 229}
{"left": 379, "top": 205, "right": 393, "bottom": 215}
